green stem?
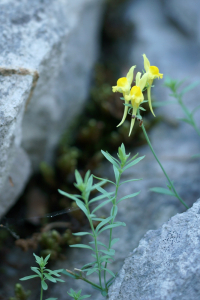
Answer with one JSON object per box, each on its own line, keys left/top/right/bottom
{"left": 141, "top": 123, "right": 189, "bottom": 209}
{"left": 103, "top": 170, "right": 122, "bottom": 290}
{"left": 85, "top": 201, "right": 102, "bottom": 289}
{"left": 177, "top": 94, "right": 200, "bottom": 137}
{"left": 40, "top": 271, "right": 43, "bottom": 300}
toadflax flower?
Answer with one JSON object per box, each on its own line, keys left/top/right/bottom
{"left": 128, "top": 72, "right": 147, "bottom": 136}
{"left": 143, "top": 54, "right": 163, "bottom": 117}
{"left": 112, "top": 66, "right": 136, "bottom": 127}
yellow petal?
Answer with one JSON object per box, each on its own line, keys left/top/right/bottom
{"left": 128, "top": 105, "right": 137, "bottom": 136}
{"left": 139, "top": 73, "right": 148, "bottom": 91}
{"left": 135, "top": 72, "right": 141, "bottom": 87}
{"left": 112, "top": 86, "right": 118, "bottom": 92}
{"left": 126, "top": 65, "right": 136, "bottom": 86}
{"left": 117, "top": 105, "right": 128, "bottom": 127}
{"left": 147, "top": 84, "right": 156, "bottom": 117}
{"left": 143, "top": 54, "right": 150, "bottom": 72}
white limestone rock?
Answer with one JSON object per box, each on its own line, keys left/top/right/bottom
{"left": 108, "top": 199, "right": 200, "bottom": 300}
{"left": 0, "top": 0, "right": 105, "bottom": 215}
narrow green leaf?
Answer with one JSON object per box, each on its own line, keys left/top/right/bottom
{"left": 46, "top": 269, "right": 62, "bottom": 277}
{"left": 90, "top": 179, "right": 108, "bottom": 191}
{"left": 75, "top": 169, "right": 83, "bottom": 185}
{"left": 123, "top": 156, "right": 145, "bottom": 171}
{"left": 90, "top": 285, "right": 102, "bottom": 292}
{"left": 86, "top": 268, "right": 98, "bottom": 276}
{"left": 113, "top": 165, "right": 119, "bottom": 182}
{"left": 150, "top": 187, "right": 175, "bottom": 196}
{"left": 74, "top": 199, "right": 88, "bottom": 216}
{"left": 84, "top": 170, "right": 91, "bottom": 183}
{"left": 70, "top": 244, "right": 94, "bottom": 251}
{"left": 126, "top": 153, "right": 138, "bottom": 163}
{"left": 20, "top": 275, "right": 39, "bottom": 281}
{"left": 92, "top": 198, "right": 113, "bottom": 214}
{"left": 102, "top": 268, "right": 115, "bottom": 278}
{"left": 89, "top": 241, "right": 108, "bottom": 249}
{"left": 31, "top": 267, "right": 41, "bottom": 277}
{"left": 81, "top": 261, "right": 97, "bottom": 270}
{"left": 55, "top": 278, "right": 65, "bottom": 282}
{"left": 92, "top": 175, "right": 116, "bottom": 186}
{"left": 41, "top": 280, "right": 48, "bottom": 290}
{"left": 33, "top": 253, "right": 42, "bottom": 265}
{"left": 110, "top": 206, "right": 118, "bottom": 219}
{"left": 119, "top": 178, "right": 142, "bottom": 186}
{"left": 180, "top": 81, "right": 200, "bottom": 95}
{"left": 139, "top": 107, "right": 146, "bottom": 111}
{"left": 89, "top": 192, "right": 114, "bottom": 204}
{"left": 111, "top": 238, "right": 120, "bottom": 247}
{"left": 117, "top": 191, "right": 140, "bottom": 204}
{"left": 99, "top": 249, "right": 115, "bottom": 256}
{"left": 98, "top": 223, "right": 125, "bottom": 235}
{"left": 101, "top": 151, "right": 119, "bottom": 168}
{"left": 58, "top": 190, "right": 80, "bottom": 202}
{"left": 95, "top": 216, "right": 113, "bottom": 233}
{"left": 100, "top": 255, "right": 115, "bottom": 262}
{"left": 72, "top": 232, "right": 92, "bottom": 236}
{"left": 106, "top": 277, "right": 115, "bottom": 287}
{"left": 44, "top": 254, "right": 51, "bottom": 264}
{"left": 44, "top": 273, "right": 56, "bottom": 283}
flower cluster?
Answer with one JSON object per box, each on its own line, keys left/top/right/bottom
{"left": 112, "top": 54, "right": 163, "bottom": 136}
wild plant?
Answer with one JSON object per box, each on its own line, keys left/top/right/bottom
{"left": 112, "top": 54, "right": 189, "bottom": 209}
{"left": 20, "top": 253, "right": 64, "bottom": 300}
{"left": 59, "top": 144, "right": 144, "bottom": 298}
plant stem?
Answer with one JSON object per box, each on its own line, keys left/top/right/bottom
{"left": 141, "top": 123, "right": 189, "bottom": 209}
{"left": 40, "top": 286, "right": 43, "bottom": 300}
{"left": 85, "top": 200, "right": 102, "bottom": 289}
{"left": 177, "top": 94, "right": 200, "bottom": 137}
{"left": 40, "top": 271, "right": 43, "bottom": 300}
{"left": 103, "top": 171, "right": 122, "bottom": 290}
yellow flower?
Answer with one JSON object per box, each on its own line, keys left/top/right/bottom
{"left": 143, "top": 54, "right": 163, "bottom": 117}
{"left": 112, "top": 66, "right": 136, "bottom": 127}
{"left": 128, "top": 72, "right": 147, "bottom": 136}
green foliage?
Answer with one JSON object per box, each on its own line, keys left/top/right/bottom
{"left": 20, "top": 254, "right": 63, "bottom": 300}
{"left": 59, "top": 144, "right": 144, "bottom": 296}
{"left": 161, "top": 76, "right": 200, "bottom": 137}
{"left": 67, "top": 288, "right": 91, "bottom": 300}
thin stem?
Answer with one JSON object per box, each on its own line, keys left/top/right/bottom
{"left": 85, "top": 200, "right": 102, "bottom": 289}
{"left": 40, "top": 270, "right": 43, "bottom": 300}
{"left": 177, "top": 94, "right": 200, "bottom": 137}
{"left": 141, "top": 123, "right": 189, "bottom": 209}
{"left": 103, "top": 170, "right": 122, "bottom": 290}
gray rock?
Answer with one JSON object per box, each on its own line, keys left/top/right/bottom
{"left": 0, "top": 0, "right": 105, "bottom": 216}
{"left": 108, "top": 199, "right": 200, "bottom": 300}
{"left": 162, "top": 0, "right": 200, "bottom": 41}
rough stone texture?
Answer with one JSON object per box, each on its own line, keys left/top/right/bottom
{"left": 108, "top": 200, "right": 200, "bottom": 300}
{"left": 0, "top": 0, "right": 105, "bottom": 216}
